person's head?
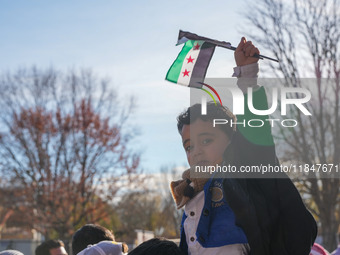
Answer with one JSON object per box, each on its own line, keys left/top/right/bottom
{"left": 177, "top": 102, "right": 236, "bottom": 167}
{"left": 72, "top": 224, "right": 115, "bottom": 255}
{"left": 128, "top": 238, "right": 184, "bottom": 255}
{"left": 77, "top": 241, "right": 128, "bottom": 255}
{"left": 0, "top": 250, "right": 24, "bottom": 255}
{"left": 35, "top": 240, "right": 67, "bottom": 255}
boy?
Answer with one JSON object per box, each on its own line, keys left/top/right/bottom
{"left": 171, "top": 37, "right": 317, "bottom": 255}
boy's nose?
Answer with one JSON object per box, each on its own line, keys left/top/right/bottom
{"left": 192, "top": 145, "right": 204, "bottom": 157}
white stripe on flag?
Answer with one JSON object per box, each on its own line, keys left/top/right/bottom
{"left": 201, "top": 95, "right": 207, "bottom": 115}
{"left": 177, "top": 41, "right": 203, "bottom": 86}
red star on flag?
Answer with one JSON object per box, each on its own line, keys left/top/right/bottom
{"left": 193, "top": 43, "right": 200, "bottom": 50}
{"left": 187, "top": 56, "right": 194, "bottom": 63}
{"left": 182, "top": 69, "right": 190, "bottom": 77}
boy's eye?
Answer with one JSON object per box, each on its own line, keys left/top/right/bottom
{"left": 185, "top": 145, "right": 193, "bottom": 152}
{"left": 202, "top": 138, "right": 213, "bottom": 145}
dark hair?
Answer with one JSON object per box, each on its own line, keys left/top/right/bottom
{"left": 177, "top": 102, "right": 236, "bottom": 138}
{"left": 35, "top": 240, "right": 65, "bottom": 255}
{"left": 128, "top": 238, "right": 184, "bottom": 255}
{"left": 72, "top": 224, "right": 115, "bottom": 255}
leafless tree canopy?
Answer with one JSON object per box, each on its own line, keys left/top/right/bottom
{"left": 0, "top": 67, "right": 140, "bottom": 240}
{"left": 113, "top": 166, "right": 183, "bottom": 242}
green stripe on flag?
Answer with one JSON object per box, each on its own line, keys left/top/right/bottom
{"left": 166, "top": 40, "right": 194, "bottom": 83}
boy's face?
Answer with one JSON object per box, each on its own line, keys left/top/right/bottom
{"left": 181, "top": 119, "right": 229, "bottom": 167}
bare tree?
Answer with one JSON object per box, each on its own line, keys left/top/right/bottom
{"left": 242, "top": 0, "right": 340, "bottom": 250}
{"left": 160, "top": 166, "right": 183, "bottom": 238}
{"left": 114, "top": 191, "right": 162, "bottom": 243}
{"left": 113, "top": 166, "right": 183, "bottom": 242}
{"left": 0, "top": 67, "right": 140, "bottom": 240}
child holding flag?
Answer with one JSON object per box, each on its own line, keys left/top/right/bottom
{"left": 170, "top": 37, "right": 317, "bottom": 255}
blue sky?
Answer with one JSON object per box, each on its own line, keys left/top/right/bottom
{"left": 1, "top": 0, "right": 247, "bottom": 173}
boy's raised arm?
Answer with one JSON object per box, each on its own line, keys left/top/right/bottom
{"left": 232, "top": 37, "right": 274, "bottom": 147}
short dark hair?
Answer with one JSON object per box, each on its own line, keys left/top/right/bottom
{"left": 177, "top": 102, "right": 236, "bottom": 138}
{"left": 35, "top": 240, "right": 65, "bottom": 255}
{"left": 128, "top": 238, "right": 184, "bottom": 255}
{"left": 71, "top": 224, "right": 115, "bottom": 255}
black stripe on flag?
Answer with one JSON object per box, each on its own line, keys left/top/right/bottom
{"left": 190, "top": 42, "right": 215, "bottom": 88}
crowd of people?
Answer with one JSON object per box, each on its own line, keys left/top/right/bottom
{"left": 0, "top": 37, "right": 338, "bottom": 255}
{"left": 0, "top": 224, "right": 184, "bottom": 255}
{"left": 0, "top": 224, "right": 338, "bottom": 255}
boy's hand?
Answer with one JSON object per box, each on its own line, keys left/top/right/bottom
{"left": 234, "top": 37, "right": 260, "bottom": 66}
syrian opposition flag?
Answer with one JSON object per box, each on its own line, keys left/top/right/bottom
{"left": 166, "top": 31, "right": 278, "bottom": 85}
{"left": 166, "top": 39, "right": 215, "bottom": 87}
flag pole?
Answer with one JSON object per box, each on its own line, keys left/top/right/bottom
{"left": 178, "top": 30, "right": 279, "bottom": 63}
{"left": 208, "top": 40, "right": 279, "bottom": 63}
